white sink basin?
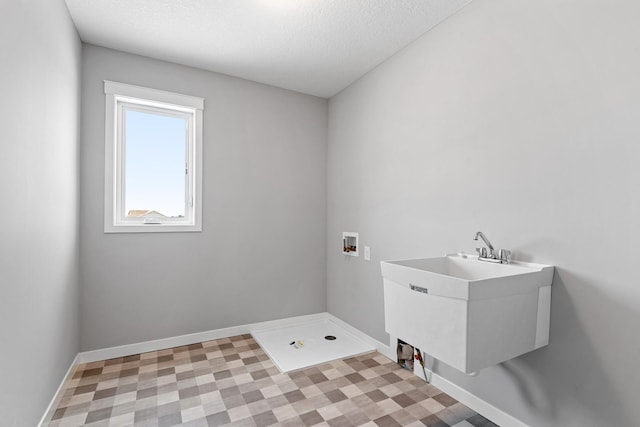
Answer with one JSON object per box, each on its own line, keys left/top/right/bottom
{"left": 381, "top": 254, "right": 554, "bottom": 373}
{"left": 381, "top": 255, "right": 554, "bottom": 300}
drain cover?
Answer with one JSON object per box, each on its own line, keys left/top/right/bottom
{"left": 324, "top": 335, "right": 337, "bottom": 341}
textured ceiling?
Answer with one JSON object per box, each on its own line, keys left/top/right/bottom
{"left": 65, "top": 0, "right": 470, "bottom": 98}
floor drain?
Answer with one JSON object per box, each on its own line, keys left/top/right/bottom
{"left": 324, "top": 335, "right": 337, "bottom": 341}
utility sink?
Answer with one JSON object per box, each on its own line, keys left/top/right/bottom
{"left": 381, "top": 254, "right": 554, "bottom": 374}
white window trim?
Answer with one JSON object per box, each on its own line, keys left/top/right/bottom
{"left": 104, "top": 81, "right": 204, "bottom": 233}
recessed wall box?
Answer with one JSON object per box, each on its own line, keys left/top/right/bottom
{"left": 342, "top": 232, "right": 359, "bottom": 256}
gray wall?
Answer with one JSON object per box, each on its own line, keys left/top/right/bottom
{"left": 80, "top": 45, "right": 328, "bottom": 351}
{"left": 327, "top": 0, "right": 640, "bottom": 426}
{"left": 0, "top": 0, "right": 81, "bottom": 425}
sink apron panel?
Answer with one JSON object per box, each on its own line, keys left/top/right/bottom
{"left": 384, "top": 278, "right": 544, "bottom": 373}
{"left": 384, "top": 278, "right": 468, "bottom": 371}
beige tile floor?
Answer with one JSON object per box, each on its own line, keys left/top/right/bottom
{"left": 46, "top": 334, "right": 497, "bottom": 426}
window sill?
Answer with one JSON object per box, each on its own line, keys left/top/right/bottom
{"left": 104, "top": 224, "right": 202, "bottom": 234}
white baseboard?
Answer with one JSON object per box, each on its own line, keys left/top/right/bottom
{"left": 77, "top": 312, "right": 327, "bottom": 364}
{"left": 48, "top": 312, "right": 525, "bottom": 427}
{"left": 429, "top": 373, "right": 527, "bottom": 427}
{"left": 37, "top": 353, "right": 80, "bottom": 427}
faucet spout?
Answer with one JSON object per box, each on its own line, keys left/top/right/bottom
{"left": 474, "top": 231, "right": 495, "bottom": 254}
{"left": 474, "top": 231, "right": 510, "bottom": 263}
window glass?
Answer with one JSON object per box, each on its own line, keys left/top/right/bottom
{"left": 124, "top": 109, "right": 187, "bottom": 219}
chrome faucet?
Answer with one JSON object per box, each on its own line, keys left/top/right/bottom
{"left": 474, "top": 231, "right": 511, "bottom": 263}
{"left": 474, "top": 232, "right": 495, "bottom": 256}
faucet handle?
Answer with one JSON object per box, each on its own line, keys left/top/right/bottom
{"left": 476, "top": 247, "right": 487, "bottom": 258}
{"left": 498, "top": 249, "right": 511, "bottom": 263}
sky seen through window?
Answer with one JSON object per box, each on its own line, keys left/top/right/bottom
{"left": 124, "top": 109, "right": 187, "bottom": 218}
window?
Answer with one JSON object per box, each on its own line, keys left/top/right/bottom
{"left": 104, "top": 81, "right": 203, "bottom": 232}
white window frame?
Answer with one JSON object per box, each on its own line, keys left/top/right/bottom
{"left": 104, "top": 81, "right": 204, "bottom": 233}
